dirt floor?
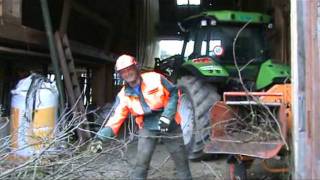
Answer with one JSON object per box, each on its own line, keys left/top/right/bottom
{"left": 0, "top": 138, "right": 290, "bottom": 179}
{"left": 81, "top": 140, "right": 289, "bottom": 180}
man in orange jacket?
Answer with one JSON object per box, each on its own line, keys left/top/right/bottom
{"left": 93, "top": 54, "right": 192, "bottom": 179}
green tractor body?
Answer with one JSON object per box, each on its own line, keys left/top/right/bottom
{"left": 154, "top": 10, "right": 291, "bottom": 162}
{"left": 177, "top": 10, "right": 290, "bottom": 89}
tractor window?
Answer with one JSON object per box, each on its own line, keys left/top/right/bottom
{"left": 158, "top": 40, "right": 183, "bottom": 59}
{"left": 184, "top": 41, "right": 195, "bottom": 59}
{"left": 201, "top": 41, "right": 207, "bottom": 56}
{"left": 183, "top": 28, "right": 208, "bottom": 60}
{"left": 207, "top": 25, "right": 267, "bottom": 64}
{"left": 183, "top": 30, "right": 197, "bottom": 60}
{"left": 182, "top": 25, "right": 267, "bottom": 63}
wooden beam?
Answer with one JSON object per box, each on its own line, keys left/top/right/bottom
{"left": 0, "top": 23, "right": 115, "bottom": 63}
{"left": 69, "top": 41, "right": 115, "bottom": 63}
{"left": 0, "top": 23, "right": 47, "bottom": 46}
{"left": 0, "top": 45, "right": 49, "bottom": 58}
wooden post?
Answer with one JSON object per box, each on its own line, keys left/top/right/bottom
{"left": 304, "top": 1, "right": 320, "bottom": 178}
{"left": 291, "top": 0, "right": 320, "bottom": 178}
{"left": 92, "top": 64, "right": 115, "bottom": 107}
{"left": 59, "top": 0, "right": 72, "bottom": 35}
{"left": 0, "top": 0, "right": 3, "bottom": 21}
{"left": 3, "top": 0, "right": 22, "bottom": 24}
{"left": 291, "top": 0, "right": 307, "bottom": 178}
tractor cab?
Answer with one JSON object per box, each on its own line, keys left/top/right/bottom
{"left": 182, "top": 23, "right": 269, "bottom": 65}
{"left": 177, "top": 11, "right": 277, "bottom": 84}
{"left": 180, "top": 11, "right": 271, "bottom": 64}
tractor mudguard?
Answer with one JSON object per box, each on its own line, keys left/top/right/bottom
{"left": 256, "top": 60, "right": 290, "bottom": 90}
{"left": 181, "top": 59, "right": 229, "bottom": 82}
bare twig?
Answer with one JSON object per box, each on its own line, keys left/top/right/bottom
{"left": 201, "top": 161, "right": 223, "bottom": 180}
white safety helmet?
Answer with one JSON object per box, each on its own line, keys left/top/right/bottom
{"left": 115, "top": 54, "right": 137, "bottom": 72}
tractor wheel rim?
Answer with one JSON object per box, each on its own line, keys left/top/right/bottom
{"left": 179, "top": 93, "right": 194, "bottom": 145}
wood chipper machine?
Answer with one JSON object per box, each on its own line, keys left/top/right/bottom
{"left": 154, "top": 10, "right": 291, "bottom": 179}
{"left": 207, "top": 84, "right": 291, "bottom": 179}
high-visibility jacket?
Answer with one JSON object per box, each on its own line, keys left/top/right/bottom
{"left": 105, "top": 72, "right": 181, "bottom": 136}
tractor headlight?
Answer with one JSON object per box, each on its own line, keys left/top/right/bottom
{"left": 201, "top": 19, "right": 207, "bottom": 26}
{"left": 210, "top": 20, "right": 216, "bottom": 26}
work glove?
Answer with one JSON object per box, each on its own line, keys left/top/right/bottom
{"left": 89, "top": 127, "right": 113, "bottom": 153}
{"left": 159, "top": 116, "right": 171, "bottom": 132}
{"left": 89, "top": 139, "right": 103, "bottom": 153}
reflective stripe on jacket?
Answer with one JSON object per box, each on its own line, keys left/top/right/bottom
{"left": 106, "top": 72, "right": 181, "bottom": 135}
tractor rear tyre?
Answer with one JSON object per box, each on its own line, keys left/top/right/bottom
{"left": 177, "top": 76, "right": 220, "bottom": 160}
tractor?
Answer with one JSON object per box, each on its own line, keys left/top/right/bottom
{"left": 155, "top": 10, "right": 291, "bottom": 179}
